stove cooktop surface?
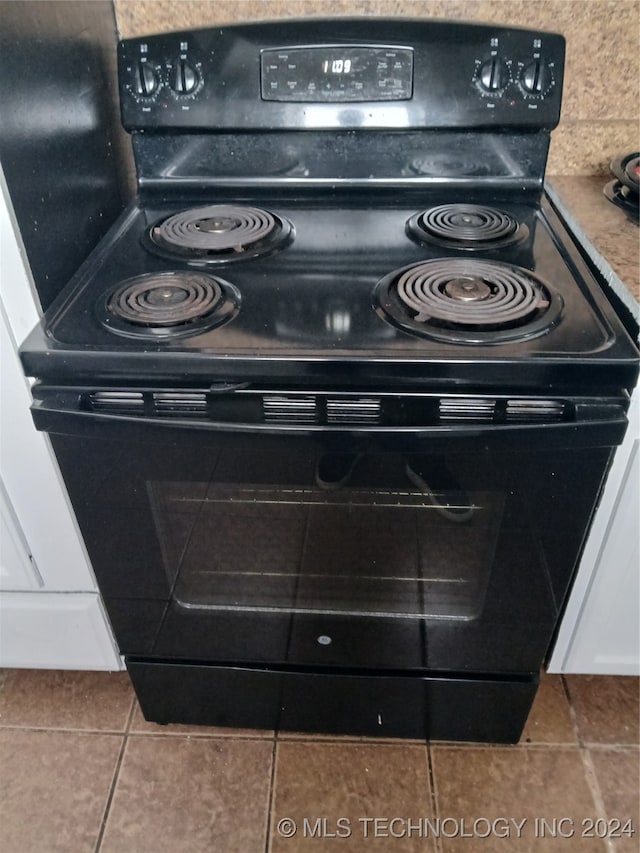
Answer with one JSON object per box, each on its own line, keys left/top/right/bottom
{"left": 20, "top": 191, "right": 639, "bottom": 389}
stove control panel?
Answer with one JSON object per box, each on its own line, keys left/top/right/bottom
{"left": 119, "top": 20, "right": 565, "bottom": 130}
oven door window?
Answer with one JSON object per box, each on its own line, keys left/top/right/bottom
{"left": 150, "top": 450, "right": 504, "bottom": 622}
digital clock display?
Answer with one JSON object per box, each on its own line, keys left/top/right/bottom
{"left": 322, "top": 58, "right": 352, "bottom": 74}
{"left": 261, "top": 45, "right": 413, "bottom": 102}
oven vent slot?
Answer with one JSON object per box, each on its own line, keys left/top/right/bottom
{"left": 326, "top": 398, "right": 381, "bottom": 424}
{"left": 439, "top": 397, "right": 496, "bottom": 422}
{"left": 88, "top": 391, "right": 145, "bottom": 414}
{"left": 506, "top": 399, "right": 566, "bottom": 422}
{"left": 263, "top": 395, "right": 318, "bottom": 423}
{"left": 153, "top": 392, "right": 208, "bottom": 417}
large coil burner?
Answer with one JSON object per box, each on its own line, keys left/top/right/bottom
{"left": 407, "top": 204, "right": 528, "bottom": 250}
{"left": 375, "top": 259, "right": 563, "bottom": 344}
{"left": 98, "top": 272, "right": 239, "bottom": 340}
{"left": 145, "top": 204, "right": 294, "bottom": 264}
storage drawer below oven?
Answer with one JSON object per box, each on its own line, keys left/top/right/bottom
{"left": 127, "top": 659, "right": 537, "bottom": 743}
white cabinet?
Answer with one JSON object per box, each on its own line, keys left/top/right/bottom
{"left": 0, "top": 476, "right": 43, "bottom": 591}
{"left": 0, "top": 176, "right": 122, "bottom": 670}
{"left": 549, "top": 392, "right": 639, "bottom": 674}
{"left": 0, "top": 594, "right": 120, "bottom": 670}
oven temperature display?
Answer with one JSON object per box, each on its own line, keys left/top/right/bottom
{"left": 261, "top": 46, "right": 413, "bottom": 102}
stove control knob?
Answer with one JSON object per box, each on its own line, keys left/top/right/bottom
{"left": 131, "top": 60, "right": 159, "bottom": 98}
{"left": 478, "top": 57, "right": 509, "bottom": 92}
{"left": 169, "top": 59, "right": 199, "bottom": 95}
{"left": 520, "top": 59, "right": 553, "bottom": 95}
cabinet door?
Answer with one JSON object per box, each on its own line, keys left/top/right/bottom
{"left": 0, "top": 476, "right": 43, "bottom": 590}
{"left": 0, "top": 274, "right": 95, "bottom": 591}
{"left": 549, "top": 393, "right": 639, "bottom": 675}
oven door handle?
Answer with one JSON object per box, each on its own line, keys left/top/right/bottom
{"left": 29, "top": 391, "right": 630, "bottom": 451}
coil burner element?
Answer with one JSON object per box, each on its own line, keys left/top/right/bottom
{"left": 145, "top": 204, "right": 294, "bottom": 264}
{"left": 375, "top": 259, "right": 563, "bottom": 345}
{"left": 406, "top": 204, "right": 527, "bottom": 250}
{"left": 99, "top": 272, "right": 239, "bottom": 340}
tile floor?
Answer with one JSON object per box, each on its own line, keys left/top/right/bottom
{"left": 0, "top": 669, "right": 638, "bottom": 853}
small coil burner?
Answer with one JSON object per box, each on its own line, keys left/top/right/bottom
{"left": 145, "top": 204, "right": 293, "bottom": 264}
{"left": 375, "top": 259, "right": 563, "bottom": 345}
{"left": 98, "top": 272, "right": 239, "bottom": 340}
{"left": 406, "top": 204, "right": 528, "bottom": 250}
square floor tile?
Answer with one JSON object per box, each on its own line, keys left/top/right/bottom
{"left": 565, "top": 676, "right": 640, "bottom": 745}
{"left": 520, "top": 673, "right": 578, "bottom": 744}
{"left": 100, "top": 735, "right": 272, "bottom": 853}
{"left": 0, "top": 729, "right": 121, "bottom": 853}
{"left": 0, "top": 669, "right": 133, "bottom": 731}
{"left": 432, "top": 746, "right": 606, "bottom": 851}
{"left": 270, "top": 741, "right": 434, "bottom": 851}
{"left": 589, "top": 749, "right": 640, "bottom": 853}
{"left": 129, "top": 699, "right": 274, "bottom": 737}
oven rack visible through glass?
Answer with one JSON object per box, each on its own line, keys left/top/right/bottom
{"left": 147, "top": 479, "right": 506, "bottom": 622}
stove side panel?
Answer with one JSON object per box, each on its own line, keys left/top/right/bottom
{"left": 0, "top": 1, "right": 131, "bottom": 312}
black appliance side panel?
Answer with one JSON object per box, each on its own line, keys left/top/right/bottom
{"left": 0, "top": 0, "right": 131, "bottom": 311}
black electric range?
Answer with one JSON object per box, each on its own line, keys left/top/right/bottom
{"left": 20, "top": 19, "right": 639, "bottom": 742}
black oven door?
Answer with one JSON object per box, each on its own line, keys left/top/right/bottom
{"left": 33, "top": 386, "right": 627, "bottom": 676}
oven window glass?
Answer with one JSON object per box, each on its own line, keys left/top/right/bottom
{"left": 148, "top": 450, "right": 505, "bottom": 622}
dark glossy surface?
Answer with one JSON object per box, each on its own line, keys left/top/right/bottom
{"left": 129, "top": 660, "right": 538, "bottom": 742}
{"left": 19, "top": 191, "right": 639, "bottom": 391}
{"left": 48, "top": 419, "right": 612, "bottom": 674}
{"left": 0, "top": 0, "right": 126, "bottom": 311}
{"left": 132, "top": 131, "right": 550, "bottom": 189}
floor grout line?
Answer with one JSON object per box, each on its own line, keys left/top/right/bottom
{"left": 125, "top": 729, "right": 275, "bottom": 741}
{"left": 426, "top": 742, "right": 443, "bottom": 853}
{"left": 93, "top": 700, "right": 136, "bottom": 853}
{"left": 276, "top": 738, "right": 436, "bottom": 750}
{"left": 425, "top": 741, "right": 585, "bottom": 750}
{"left": 0, "top": 724, "right": 633, "bottom": 749}
{"left": 579, "top": 747, "right": 617, "bottom": 853}
{"left": 263, "top": 738, "right": 279, "bottom": 853}
{"left": 275, "top": 735, "right": 426, "bottom": 745}
{"left": 0, "top": 725, "right": 128, "bottom": 736}
{"left": 561, "top": 674, "right": 586, "bottom": 748}
{"left": 124, "top": 695, "right": 136, "bottom": 734}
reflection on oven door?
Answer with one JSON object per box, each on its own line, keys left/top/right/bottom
{"left": 148, "top": 452, "right": 504, "bottom": 628}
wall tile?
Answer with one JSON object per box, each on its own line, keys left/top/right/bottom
{"left": 548, "top": 121, "right": 639, "bottom": 174}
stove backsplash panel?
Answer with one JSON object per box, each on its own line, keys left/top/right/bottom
{"left": 133, "top": 131, "right": 550, "bottom": 192}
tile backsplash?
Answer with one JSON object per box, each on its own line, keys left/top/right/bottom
{"left": 114, "top": 0, "right": 638, "bottom": 174}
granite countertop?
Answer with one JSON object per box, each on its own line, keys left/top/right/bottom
{"left": 546, "top": 175, "right": 639, "bottom": 318}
